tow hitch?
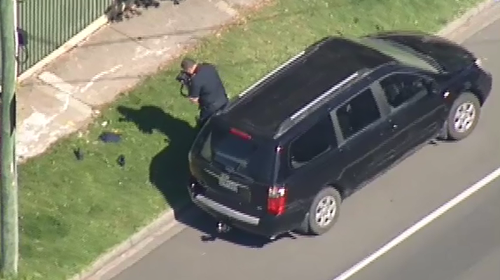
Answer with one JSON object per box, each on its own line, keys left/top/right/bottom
{"left": 216, "top": 221, "right": 232, "bottom": 234}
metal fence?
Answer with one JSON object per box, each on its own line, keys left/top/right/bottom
{"left": 17, "top": 0, "right": 110, "bottom": 73}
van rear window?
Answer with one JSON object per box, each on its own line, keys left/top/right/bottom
{"left": 195, "top": 123, "right": 275, "bottom": 183}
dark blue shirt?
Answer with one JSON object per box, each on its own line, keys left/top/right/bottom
{"left": 188, "top": 63, "right": 228, "bottom": 111}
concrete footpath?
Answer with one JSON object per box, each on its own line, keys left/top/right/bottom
{"left": 16, "top": 0, "right": 259, "bottom": 162}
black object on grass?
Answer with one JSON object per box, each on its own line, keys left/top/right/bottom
{"left": 99, "top": 132, "right": 122, "bottom": 143}
{"left": 73, "top": 147, "right": 84, "bottom": 161}
{"left": 117, "top": 155, "right": 126, "bottom": 167}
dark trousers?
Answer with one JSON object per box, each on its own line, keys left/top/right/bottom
{"left": 197, "top": 102, "right": 227, "bottom": 129}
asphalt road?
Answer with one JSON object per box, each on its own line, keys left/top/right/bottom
{"left": 346, "top": 178, "right": 500, "bottom": 280}
{"left": 105, "top": 14, "right": 500, "bottom": 280}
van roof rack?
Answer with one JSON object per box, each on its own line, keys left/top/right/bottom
{"left": 238, "top": 51, "right": 306, "bottom": 98}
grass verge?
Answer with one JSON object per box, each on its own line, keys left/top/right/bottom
{"left": 15, "top": 0, "right": 481, "bottom": 279}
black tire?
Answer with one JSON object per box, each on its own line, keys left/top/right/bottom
{"left": 446, "top": 92, "right": 481, "bottom": 141}
{"left": 303, "top": 187, "right": 342, "bottom": 236}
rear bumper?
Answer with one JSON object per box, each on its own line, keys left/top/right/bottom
{"left": 193, "top": 194, "right": 260, "bottom": 226}
{"left": 188, "top": 187, "right": 302, "bottom": 238}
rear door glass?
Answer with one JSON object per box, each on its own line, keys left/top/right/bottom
{"left": 289, "top": 116, "right": 336, "bottom": 169}
{"left": 197, "top": 124, "right": 276, "bottom": 183}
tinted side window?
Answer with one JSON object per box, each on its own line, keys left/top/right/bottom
{"left": 380, "top": 73, "right": 429, "bottom": 109}
{"left": 290, "top": 116, "right": 336, "bottom": 168}
{"left": 336, "top": 88, "right": 381, "bottom": 139}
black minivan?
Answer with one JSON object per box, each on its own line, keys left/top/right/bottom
{"left": 187, "top": 32, "right": 492, "bottom": 239}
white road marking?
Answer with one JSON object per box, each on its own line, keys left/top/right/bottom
{"left": 332, "top": 166, "right": 500, "bottom": 280}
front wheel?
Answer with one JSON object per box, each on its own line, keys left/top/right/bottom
{"left": 446, "top": 92, "right": 481, "bottom": 141}
{"left": 301, "top": 187, "right": 342, "bottom": 236}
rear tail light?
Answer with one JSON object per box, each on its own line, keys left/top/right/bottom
{"left": 267, "top": 185, "right": 287, "bottom": 216}
{"left": 230, "top": 128, "right": 252, "bottom": 140}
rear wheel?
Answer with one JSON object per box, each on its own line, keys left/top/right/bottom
{"left": 446, "top": 92, "right": 481, "bottom": 141}
{"left": 302, "top": 187, "right": 341, "bottom": 236}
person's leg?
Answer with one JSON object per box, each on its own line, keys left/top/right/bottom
{"left": 197, "top": 109, "right": 211, "bottom": 129}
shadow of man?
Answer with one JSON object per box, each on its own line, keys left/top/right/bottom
{"left": 117, "top": 105, "right": 196, "bottom": 208}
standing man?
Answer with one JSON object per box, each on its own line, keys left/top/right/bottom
{"left": 179, "top": 57, "right": 229, "bottom": 128}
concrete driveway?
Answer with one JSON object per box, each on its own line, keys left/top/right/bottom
{"left": 104, "top": 14, "right": 500, "bottom": 280}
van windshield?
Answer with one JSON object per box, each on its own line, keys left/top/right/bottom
{"left": 356, "top": 37, "right": 441, "bottom": 73}
{"left": 195, "top": 122, "right": 276, "bottom": 183}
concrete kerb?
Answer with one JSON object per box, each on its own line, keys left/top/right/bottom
{"left": 437, "top": 0, "right": 496, "bottom": 39}
{"left": 69, "top": 0, "right": 499, "bottom": 279}
{"left": 68, "top": 203, "right": 191, "bottom": 280}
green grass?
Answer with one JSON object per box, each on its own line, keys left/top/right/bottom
{"left": 14, "top": 0, "right": 481, "bottom": 279}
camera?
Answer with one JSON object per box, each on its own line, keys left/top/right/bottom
{"left": 175, "top": 70, "right": 192, "bottom": 97}
{"left": 175, "top": 70, "right": 191, "bottom": 85}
